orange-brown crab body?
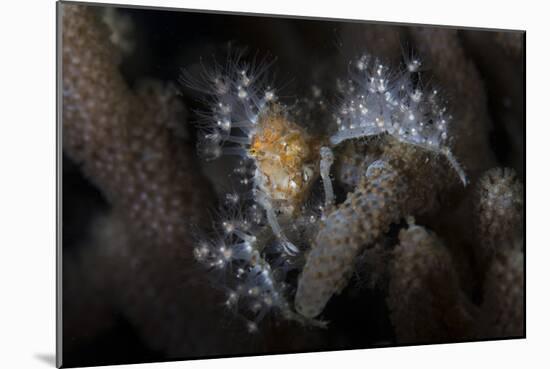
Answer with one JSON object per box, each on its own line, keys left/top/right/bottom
{"left": 249, "top": 106, "right": 320, "bottom": 216}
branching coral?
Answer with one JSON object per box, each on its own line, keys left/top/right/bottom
{"left": 387, "top": 224, "right": 477, "bottom": 343}
{"left": 460, "top": 30, "right": 525, "bottom": 176}
{"left": 186, "top": 45, "right": 480, "bottom": 327}
{"left": 295, "top": 160, "right": 406, "bottom": 318}
{"left": 382, "top": 166, "right": 524, "bottom": 343}
{"left": 61, "top": 4, "right": 279, "bottom": 356}
{"left": 61, "top": 3, "right": 525, "bottom": 359}
{"left": 184, "top": 32, "right": 525, "bottom": 338}
{"left": 296, "top": 134, "right": 460, "bottom": 318}
{"left": 478, "top": 248, "right": 524, "bottom": 337}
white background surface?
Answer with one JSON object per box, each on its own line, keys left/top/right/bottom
{"left": 0, "top": 0, "right": 546, "bottom": 368}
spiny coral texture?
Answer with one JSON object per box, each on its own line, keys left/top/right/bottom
{"left": 295, "top": 160, "right": 405, "bottom": 318}
{"left": 479, "top": 249, "right": 524, "bottom": 337}
{"left": 383, "top": 166, "right": 525, "bottom": 343}
{"left": 188, "top": 46, "right": 467, "bottom": 327}
{"left": 187, "top": 46, "right": 523, "bottom": 338}
{"left": 387, "top": 225, "right": 476, "bottom": 343}
{"left": 295, "top": 131, "right": 461, "bottom": 319}
{"left": 476, "top": 167, "right": 524, "bottom": 261}
{"left": 63, "top": 4, "right": 207, "bottom": 245}
{"left": 474, "top": 167, "right": 524, "bottom": 338}
{"left": 62, "top": 4, "right": 272, "bottom": 356}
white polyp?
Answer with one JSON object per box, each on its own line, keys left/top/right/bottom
{"left": 240, "top": 72, "right": 250, "bottom": 87}
{"left": 225, "top": 192, "right": 239, "bottom": 204}
{"left": 222, "top": 220, "right": 236, "bottom": 234}
{"left": 214, "top": 78, "right": 229, "bottom": 95}
{"left": 264, "top": 90, "right": 275, "bottom": 101}
{"left": 238, "top": 88, "right": 248, "bottom": 99}
{"left": 246, "top": 321, "right": 258, "bottom": 333}
{"left": 407, "top": 59, "right": 421, "bottom": 72}
{"left": 218, "top": 103, "right": 231, "bottom": 115}
{"left": 248, "top": 286, "right": 260, "bottom": 296}
{"left": 225, "top": 291, "right": 239, "bottom": 307}
{"left": 218, "top": 119, "right": 231, "bottom": 131}
{"left": 193, "top": 243, "right": 210, "bottom": 261}
{"left": 219, "top": 245, "right": 233, "bottom": 261}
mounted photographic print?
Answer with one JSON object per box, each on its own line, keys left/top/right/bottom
{"left": 57, "top": 1, "right": 525, "bottom": 367}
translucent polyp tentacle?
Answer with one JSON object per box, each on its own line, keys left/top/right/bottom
{"left": 442, "top": 146, "right": 468, "bottom": 186}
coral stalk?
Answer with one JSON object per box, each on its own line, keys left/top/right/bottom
{"left": 387, "top": 225, "right": 476, "bottom": 343}
{"left": 295, "top": 160, "right": 406, "bottom": 318}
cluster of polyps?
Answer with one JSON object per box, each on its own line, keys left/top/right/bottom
{"left": 331, "top": 54, "right": 467, "bottom": 185}
{"left": 182, "top": 55, "right": 320, "bottom": 219}
{"left": 184, "top": 55, "right": 323, "bottom": 330}
{"left": 185, "top": 51, "right": 468, "bottom": 331}
{"left": 181, "top": 55, "right": 277, "bottom": 161}
{"left": 192, "top": 216, "right": 297, "bottom": 332}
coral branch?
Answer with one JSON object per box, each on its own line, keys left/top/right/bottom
{"left": 474, "top": 167, "right": 524, "bottom": 338}
{"left": 61, "top": 5, "right": 524, "bottom": 348}
{"left": 478, "top": 248, "right": 524, "bottom": 337}
{"left": 387, "top": 225, "right": 477, "bottom": 343}
{"left": 476, "top": 167, "right": 524, "bottom": 263}
{"left": 62, "top": 4, "right": 212, "bottom": 244}
{"left": 61, "top": 4, "right": 255, "bottom": 356}
{"left": 295, "top": 130, "right": 459, "bottom": 319}
{"left": 295, "top": 160, "right": 406, "bottom": 318}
